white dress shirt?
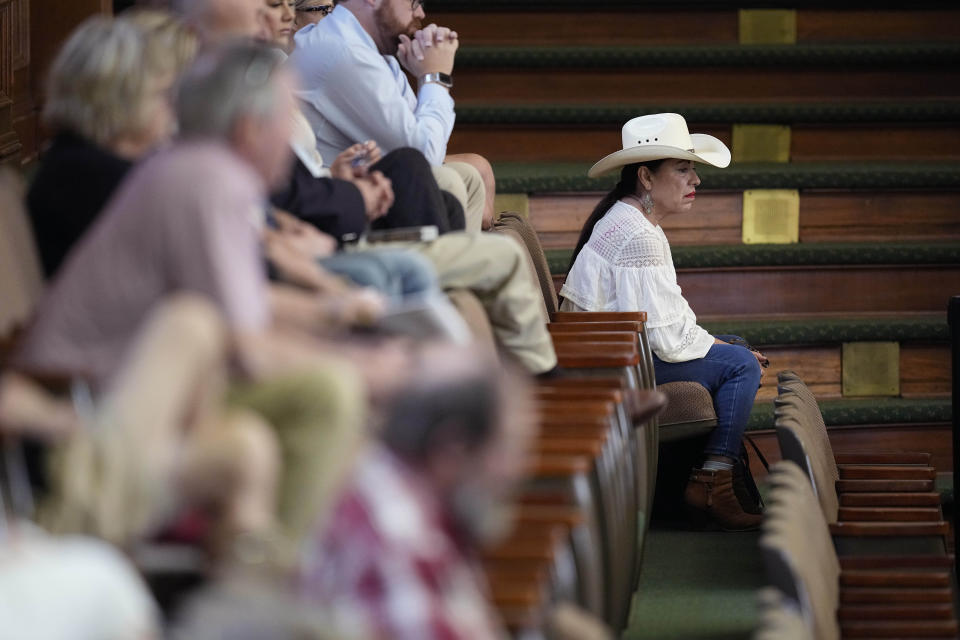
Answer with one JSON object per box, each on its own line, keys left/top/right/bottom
{"left": 290, "top": 5, "right": 455, "bottom": 167}
{"left": 559, "top": 201, "right": 715, "bottom": 363}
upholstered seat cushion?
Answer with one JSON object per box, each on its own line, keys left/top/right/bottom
{"left": 657, "top": 381, "right": 717, "bottom": 439}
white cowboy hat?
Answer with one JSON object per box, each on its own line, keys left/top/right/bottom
{"left": 587, "top": 113, "right": 731, "bottom": 178}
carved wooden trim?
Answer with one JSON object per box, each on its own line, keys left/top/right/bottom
{"left": 0, "top": 0, "right": 13, "bottom": 109}
{"left": 11, "top": 0, "right": 28, "bottom": 70}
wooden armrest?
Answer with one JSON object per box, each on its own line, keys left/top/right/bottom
{"left": 829, "top": 521, "right": 950, "bottom": 537}
{"left": 538, "top": 424, "right": 608, "bottom": 441}
{"left": 835, "top": 452, "right": 932, "bottom": 466}
{"left": 528, "top": 454, "right": 591, "bottom": 477}
{"left": 838, "top": 507, "right": 942, "bottom": 523}
{"left": 539, "top": 399, "right": 616, "bottom": 416}
{"left": 549, "top": 321, "right": 643, "bottom": 334}
{"left": 840, "top": 492, "right": 942, "bottom": 508}
{"left": 839, "top": 555, "right": 955, "bottom": 571}
{"left": 840, "top": 620, "right": 959, "bottom": 638}
{"left": 549, "top": 331, "right": 638, "bottom": 345}
{"left": 537, "top": 377, "right": 624, "bottom": 390}
{"left": 514, "top": 504, "right": 585, "bottom": 528}
{"left": 840, "top": 569, "right": 951, "bottom": 588}
{"left": 838, "top": 465, "right": 937, "bottom": 481}
{"left": 840, "top": 587, "right": 954, "bottom": 604}
{"left": 536, "top": 438, "right": 604, "bottom": 458}
{"left": 625, "top": 389, "right": 668, "bottom": 424}
{"left": 837, "top": 479, "right": 935, "bottom": 493}
{"left": 556, "top": 350, "right": 640, "bottom": 368}
{"left": 551, "top": 311, "right": 647, "bottom": 323}
{"left": 537, "top": 387, "right": 623, "bottom": 403}
{"left": 839, "top": 602, "right": 956, "bottom": 621}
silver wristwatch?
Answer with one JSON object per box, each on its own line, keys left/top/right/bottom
{"left": 419, "top": 72, "right": 453, "bottom": 90}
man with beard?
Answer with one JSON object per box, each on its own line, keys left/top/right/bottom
{"left": 299, "top": 344, "right": 535, "bottom": 639}
{"left": 290, "top": 0, "right": 497, "bottom": 232}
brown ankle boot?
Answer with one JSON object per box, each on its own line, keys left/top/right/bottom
{"left": 684, "top": 468, "right": 764, "bottom": 531}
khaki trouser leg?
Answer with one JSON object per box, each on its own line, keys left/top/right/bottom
{"left": 416, "top": 232, "right": 557, "bottom": 374}
{"left": 228, "top": 358, "right": 366, "bottom": 545}
{"left": 431, "top": 163, "right": 485, "bottom": 234}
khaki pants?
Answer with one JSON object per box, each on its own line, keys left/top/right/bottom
{"left": 415, "top": 232, "right": 557, "bottom": 374}
{"left": 431, "top": 163, "right": 485, "bottom": 234}
{"left": 227, "top": 359, "right": 366, "bottom": 544}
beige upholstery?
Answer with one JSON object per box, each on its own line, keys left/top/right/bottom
{"left": 776, "top": 372, "right": 839, "bottom": 483}
{"left": 0, "top": 169, "right": 44, "bottom": 341}
{"left": 753, "top": 588, "right": 813, "bottom": 640}
{"left": 761, "top": 461, "right": 841, "bottom": 640}
{"left": 774, "top": 391, "right": 841, "bottom": 524}
{"left": 656, "top": 381, "right": 717, "bottom": 429}
{"left": 493, "top": 212, "right": 559, "bottom": 315}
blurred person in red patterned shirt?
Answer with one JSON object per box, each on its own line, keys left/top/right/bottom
{"left": 299, "top": 343, "right": 537, "bottom": 640}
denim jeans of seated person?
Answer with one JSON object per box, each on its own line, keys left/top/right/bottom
{"left": 318, "top": 248, "right": 437, "bottom": 304}
{"left": 652, "top": 335, "right": 763, "bottom": 460}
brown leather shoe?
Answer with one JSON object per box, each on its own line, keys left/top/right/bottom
{"left": 684, "top": 468, "right": 764, "bottom": 531}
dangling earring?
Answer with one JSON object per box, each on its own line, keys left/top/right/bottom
{"left": 640, "top": 192, "right": 655, "bottom": 217}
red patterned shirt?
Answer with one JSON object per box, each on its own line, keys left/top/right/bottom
{"left": 299, "top": 445, "right": 505, "bottom": 640}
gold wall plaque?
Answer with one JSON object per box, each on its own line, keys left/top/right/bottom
{"left": 742, "top": 189, "right": 799, "bottom": 244}
{"left": 732, "top": 124, "right": 792, "bottom": 164}
{"left": 842, "top": 342, "right": 901, "bottom": 397}
{"left": 739, "top": 9, "right": 797, "bottom": 45}
{"left": 494, "top": 193, "right": 530, "bottom": 219}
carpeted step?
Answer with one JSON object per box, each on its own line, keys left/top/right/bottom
{"left": 456, "top": 43, "right": 960, "bottom": 69}
{"left": 432, "top": 0, "right": 954, "bottom": 9}
{"left": 459, "top": 100, "right": 960, "bottom": 126}
{"left": 624, "top": 528, "right": 764, "bottom": 639}
{"left": 494, "top": 161, "right": 960, "bottom": 193}
{"left": 700, "top": 313, "right": 949, "bottom": 347}
{"left": 745, "top": 396, "right": 952, "bottom": 432}
{"left": 544, "top": 242, "right": 960, "bottom": 275}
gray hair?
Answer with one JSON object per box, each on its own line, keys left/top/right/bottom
{"left": 176, "top": 42, "right": 285, "bottom": 140}
{"left": 42, "top": 16, "right": 151, "bottom": 147}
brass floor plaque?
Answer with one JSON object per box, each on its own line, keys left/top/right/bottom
{"left": 742, "top": 189, "right": 800, "bottom": 244}
{"left": 732, "top": 124, "right": 791, "bottom": 164}
{"left": 494, "top": 193, "right": 530, "bottom": 219}
{"left": 739, "top": 9, "right": 797, "bottom": 45}
{"left": 842, "top": 342, "right": 900, "bottom": 397}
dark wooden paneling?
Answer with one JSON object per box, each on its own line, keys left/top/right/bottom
{"left": 527, "top": 191, "right": 960, "bottom": 249}
{"left": 677, "top": 266, "right": 960, "bottom": 315}
{"left": 747, "top": 423, "right": 953, "bottom": 481}
{"left": 799, "top": 192, "right": 960, "bottom": 244}
{"left": 29, "top": 0, "right": 109, "bottom": 145}
{"left": 430, "top": 11, "right": 738, "bottom": 46}
{"left": 529, "top": 192, "right": 744, "bottom": 249}
{"left": 455, "top": 69, "right": 960, "bottom": 104}
{"left": 755, "top": 346, "right": 840, "bottom": 401}
{"left": 432, "top": 10, "right": 960, "bottom": 46}
{"left": 792, "top": 124, "right": 960, "bottom": 162}
{"left": 798, "top": 10, "right": 960, "bottom": 43}
{"left": 451, "top": 124, "right": 960, "bottom": 163}
{"left": 901, "top": 343, "right": 952, "bottom": 398}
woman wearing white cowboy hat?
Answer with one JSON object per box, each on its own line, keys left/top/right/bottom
{"left": 560, "top": 113, "right": 768, "bottom": 531}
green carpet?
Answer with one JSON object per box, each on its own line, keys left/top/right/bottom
{"left": 745, "top": 396, "right": 952, "bottom": 432}
{"left": 624, "top": 528, "right": 765, "bottom": 639}
{"left": 459, "top": 100, "right": 960, "bottom": 126}
{"left": 495, "top": 161, "right": 960, "bottom": 193}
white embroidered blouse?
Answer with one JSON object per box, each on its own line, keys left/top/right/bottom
{"left": 559, "top": 200, "right": 714, "bottom": 363}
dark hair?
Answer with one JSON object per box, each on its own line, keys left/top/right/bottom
{"left": 566, "top": 159, "right": 665, "bottom": 274}
{"left": 381, "top": 376, "right": 499, "bottom": 463}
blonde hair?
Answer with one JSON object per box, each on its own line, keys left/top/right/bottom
{"left": 42, "top": 13, "right": 195, "bottom": 148}
{"left": 121, "top": 8, "right": 199, "bottom": 80}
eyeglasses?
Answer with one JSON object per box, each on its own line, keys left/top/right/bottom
{"left": 411, "top": 0, "right": 425, "bottom": 10}
{"left": 296, "top": 4, "right": 333, "bottom": 15}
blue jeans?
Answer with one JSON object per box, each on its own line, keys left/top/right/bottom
{"left": 653, "top": 335, "right": 762, "bottom": 459}
{"left": 318, "top": 249, "right": 438, "bottom": 304}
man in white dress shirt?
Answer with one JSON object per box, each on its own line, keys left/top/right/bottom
{"left": 290, "top": 0, "right": 496, "bottom": 232}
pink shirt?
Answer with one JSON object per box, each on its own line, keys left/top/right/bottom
{"left": 15, "top": 141, "right": 270, "bottom": 387}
